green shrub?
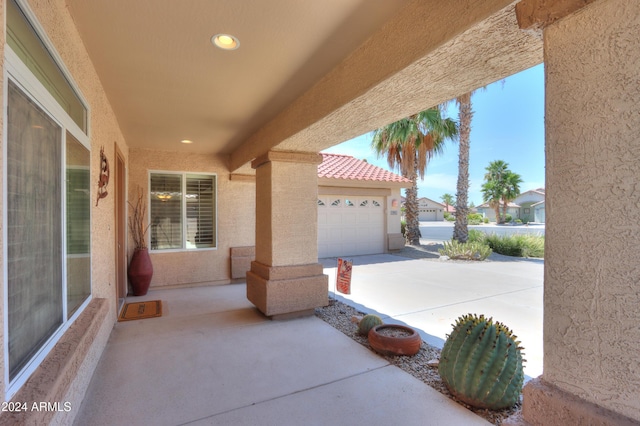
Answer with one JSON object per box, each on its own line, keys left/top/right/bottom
{"left": 483, "top": 217, "right": 489, "bottom": 224}
{"left": 468, "top": 219, "right": 482, "bottom": 225}
{"left": 515, "top": 219, "right": 522, "bottom": 224}
{"left": 484, "top": 233, "right": 545, "bottom": 258}
{"left": 446, "top": 215, "right": 455, "bottom": 222}
{"left": 485, "top": 234, "right": 522, "bottom": 256}
{"left": 439, "top": 240, "right": 492, "bottom": 261}
{"left": 467, "top": 229, "right": 486, "bottom": 244}
{"left": 517, "top": 234, "right": 545, "bottom": 258}
{"left": 504, "top": 214, "right": 512, "bottom": 223}
{"left": 444, "top": 211, "right": 451, "bottom": 219}
{"left": 467, "top": 213, "right": 483, "bottom": 222}
{"left": 401, "top": 220, "right": 406, "bottom": 237}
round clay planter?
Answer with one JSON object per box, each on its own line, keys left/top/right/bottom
{"left": 368, "top": 324, "right": 421, "bottom": 356}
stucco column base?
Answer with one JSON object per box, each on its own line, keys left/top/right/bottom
{"left": 246, "top": 261, "right": 328, "bottom": 318}
{"left": 521, "top": 378, "right": 640, "bottom": 426}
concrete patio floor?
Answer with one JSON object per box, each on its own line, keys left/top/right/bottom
{"left": 75, "top": 284, "right": 489, "bottom": 425}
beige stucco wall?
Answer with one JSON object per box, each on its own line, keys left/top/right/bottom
{"left": 0, "top": 0, "right": 128, "bottom": 416}
{"left": 544, "top": 0, "right": 640, "bottom": 420}
{"left": 128, "top": 148, "right": 255, "bottom": 288}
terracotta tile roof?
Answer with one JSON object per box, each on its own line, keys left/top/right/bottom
{"left": 318, "top": 153, "right": 411, "bottom": 184}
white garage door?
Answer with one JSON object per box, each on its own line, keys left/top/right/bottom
{"left": 318, "top": 196, "right": 385, "bottom": 258}
{"left": 419, "top": 208, "right": 437, "bottom": 221}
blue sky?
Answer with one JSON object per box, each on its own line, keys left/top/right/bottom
{"left": 322, "top": 63, "right": 545, "bottom": 206}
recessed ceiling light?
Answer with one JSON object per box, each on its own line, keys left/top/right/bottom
{"left": 211, "top": 34, "right": 240, "bottom": 50}
{"left": 181, "top": 139, "right": 193, "bottom": 144}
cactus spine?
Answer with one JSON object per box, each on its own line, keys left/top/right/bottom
{"left": 358, "top": 314, "right": 383, "bottom": 336}
{"left": 438, "top": 314, "right": 525, "bottom": 410}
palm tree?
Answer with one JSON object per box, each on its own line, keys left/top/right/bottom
{"left": 452, "top": 92, "right": 472, "bottom": 242}
{"left": 441, "top": 193, "right": 454, "bottom": 214}
{"left": 484, "top": 160, "right": 509, "bottom": 223}
{"left": 372, "top": 107, "right": 457, "bottom": 245}
{"left": 481, "top": 160, "right": 523, "bottom": 223}
{"left": 481, "top": 179, "right": 503, "bottom": 223}
{"left": 501, "top": 171, "right": 523, "bottom": 221}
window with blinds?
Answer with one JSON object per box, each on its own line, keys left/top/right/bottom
{"left": 150, "top": 172, "right": 217, "bottom": 250}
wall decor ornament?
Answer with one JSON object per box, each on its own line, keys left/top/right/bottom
{"left": 96, "top": 145, "right": 110, "bottom": 206}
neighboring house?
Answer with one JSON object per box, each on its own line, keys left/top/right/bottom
{"left": 533, "top": 200, "right": 546, "bottom": 223}
{"left": 477, "top": 188, "right": 546, "bottom": 223}
{"left": 514, "top": 188, "right": 545, "bottom": 223}
{"left": 317, "top": 153, "right": 410, "bottom": 258}
{"left": 476, "top": 201, "right": 522, "bottom": 221}
{"left": 417, "top": 197, "right": 446, "bottom": 221}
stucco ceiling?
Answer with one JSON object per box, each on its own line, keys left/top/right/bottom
{"left": 66, "top": 0, "right": 411, "bottom": 157}
{"left": 66, "top": 1, "right": 543, "bottom": 172}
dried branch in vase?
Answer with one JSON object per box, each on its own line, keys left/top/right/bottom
{"left": 128, "top": 187, "right": 149, "bottom": 249}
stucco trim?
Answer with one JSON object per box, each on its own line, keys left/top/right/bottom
{"left": 229, "top": 173, "right": 255, "bottom": 182}
{"left": 516, "top": 0, "right": 599, "bottom": 31}
{"left": 249, "top": 261, "right": 324, "bottom": 281}
{"left": 4, "top": 299, "right": 109, "bottom": 425}
{"left": 522, "top": 377, "right": 640, "bottom": 426}
{"left": 251, "top": 151, "right": 322, "bottom": 169}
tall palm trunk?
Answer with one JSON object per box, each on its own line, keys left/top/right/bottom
{"left": 494, "top": 205, "right": 502, "bottom": 223}
{"left": 405, "top": 155, "right": 421, "bottom": 245}
{"left": 502, "top": 197, "right": 508, "bottom": 222}
{"left": 453, "top": 92, "right": 472, "bottom": 243}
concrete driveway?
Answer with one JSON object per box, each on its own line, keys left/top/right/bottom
{"left": 320, "top": 248, "right": 544, "bottom": 380}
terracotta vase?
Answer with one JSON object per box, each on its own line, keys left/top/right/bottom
{"left": 128, "top": 248, "right": 153, "bottom": 296}
{"left": 368, "top": 324, "right": 421, "bottom": 356}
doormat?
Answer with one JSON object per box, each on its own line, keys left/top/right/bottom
{"left": 118, "top": 300, "right": 162, "bottom": 322}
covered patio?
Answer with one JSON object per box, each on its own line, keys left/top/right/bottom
{"left": 0, "top": 0, "right": 638, "bottom": 425}
{"left": 74, "top": 284, "right": 489, "bottom": 425}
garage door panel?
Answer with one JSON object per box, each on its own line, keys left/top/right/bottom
{"left": 318, "top": 195, "right": 385, "bottom": 257}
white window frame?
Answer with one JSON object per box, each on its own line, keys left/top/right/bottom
{"left": 3, "top": 0, "right": 91, "bottom": 400}
{"left": 148, "top": 171, "right": 218, "bottom": 252}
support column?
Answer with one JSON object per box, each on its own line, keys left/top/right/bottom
{"left": 246, "top": 151, "right": 328, "bottom": 318}
{"left": 516, "top": 0, "right": 640, "bottom": 424}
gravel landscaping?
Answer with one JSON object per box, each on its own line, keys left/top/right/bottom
{"left": 315, "top": 244, "right": 523, "bottom": 425}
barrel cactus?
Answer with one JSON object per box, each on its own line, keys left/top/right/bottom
{"left": 358, "top": 314, "right": 383, "bottom": 336}
{"left": 438, "top": 314, "right": 525, "bottom": 410}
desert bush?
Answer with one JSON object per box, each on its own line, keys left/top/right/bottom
{"left": 485, "top": 234, "right": 522, "bottom": 256}
{"left": 483, "top": 217, "right": 489, "bottom": 224}
{"left": 484, "top": 233, "right": 544, "bottom": 258}
{"left": 504, "top": 214, "right": 512, "bottom": 223}
{"left": 444, "top": 211, "right": 451, "bottom": 219}
{"left": 439, "top": 240, "right": 492, "bottom": 261}
{"left": 468, "top": 219, "right": 482, "bottom": 225}
{"left": 467, "top": 229, "right": 486, "bottom": 244}
{"left": 446, "top": 215, "right": 455, "bottom": 222}
{"left": 517, "top": 234, "right": 545, "bottom": 258}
